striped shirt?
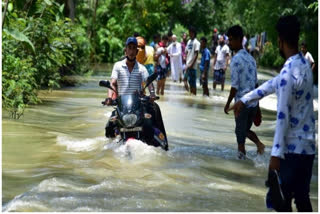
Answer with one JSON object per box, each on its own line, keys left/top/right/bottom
{"left": 111, "top": 59, "right": 149, "bottom": 95}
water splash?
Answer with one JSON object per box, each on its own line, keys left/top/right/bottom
{"left": 56, "top": 136, "right": 106, "bottom": 152}
{"left": 114, "top": 139, "right": 163, "bottom": 163}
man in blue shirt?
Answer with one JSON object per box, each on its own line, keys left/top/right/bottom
{"left": 231, "top": 15, "right": 315, "bottom": 212}
{"left": 199, "top": 37, "right": 211, "bottom": 96}
{"left": 225, "top": 25, "right": 265, "bottom": 159}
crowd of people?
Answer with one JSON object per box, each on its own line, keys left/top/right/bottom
{"left": 106, "top": 15, "right": 316, "bottom": 212}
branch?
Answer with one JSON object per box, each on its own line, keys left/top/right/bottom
{"left": 2, "top": 0, "right": 9, "bottom": 28}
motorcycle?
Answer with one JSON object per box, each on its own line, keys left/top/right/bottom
{"left": 99, "top": 73, "right": 168, "bottom": 151}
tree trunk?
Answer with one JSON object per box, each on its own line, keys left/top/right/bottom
{"left": 66, "top": 0, "right": 75, "bottom": 22}
{"left": 2, "top": 0, "right": 9, "bottom": 28}
{"left": 88, "top": 0, "right": 98, "bottom": 63}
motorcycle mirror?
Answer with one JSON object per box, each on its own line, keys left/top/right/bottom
{"left": 99, "top": 80, "right": 116, "bottom": 92}
{"left": 144, "top": 73, "right": 158, "bottom": 89}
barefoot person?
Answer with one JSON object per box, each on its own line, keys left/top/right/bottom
{"left": 224, "top": 25, "right": 265, "bottom": 159}
{"left": 231, "top": 16, "right": 315, "bottom": 212}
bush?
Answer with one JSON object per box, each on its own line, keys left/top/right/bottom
{"left": 2, "top": 0, "right": 90, "bottom": 119}
{"left": 2, "top": 47, "right": 39, "bottom": 119}
{"left": 259, "top": 42, "right": 284, "bottom": 68}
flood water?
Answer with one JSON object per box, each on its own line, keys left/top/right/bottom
{"left": 2, "top": 68, "right": 318, "bottom": 211}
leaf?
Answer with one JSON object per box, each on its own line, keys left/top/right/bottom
{"left": 8, "top": 3, "right": 13, "bottom": 12}
{"left": 44, "top": 0, "right": 52, "bottom": 6}
{"left": 59, "top": 4, "right": 65, "bottom": 13}
{"left": 3, "top": 28, "right": 35, "bottom": 53}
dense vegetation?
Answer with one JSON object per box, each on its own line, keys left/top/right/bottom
{"left": 2, "top": 0, "right": 318, "bottom": 118}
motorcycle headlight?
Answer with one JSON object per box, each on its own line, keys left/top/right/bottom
{"left": 122, "top": 114, "right": 138, "bottom": 127}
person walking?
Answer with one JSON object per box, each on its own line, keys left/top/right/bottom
{"left": 224, "top": 25, "right": 265, "bottom": 159}
{"left": 212, "top": 35, "right": 230, "bottom": 91}
{"left": 167, "top": 35, "right": 183, "bottom": 82}
{"left": 184, "top": 26, "right": 200, "bottom": 95}
{"left": 199, "top": 37, "right": 210, "bottom": 96}
{"left": 231, "top": 15, "right": 315, "bottom": 212}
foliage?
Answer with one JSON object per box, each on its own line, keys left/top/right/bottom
{"left": 226, "top": 0, "right": 318, "bottom": 68}
{"left": 2, "top": 0, "right": 90, "bottom": 118}
{"left": 171, "top": 23, "right": 188, "bottom": 41}
{"left": 259, "top": 42, "right": 285, "bottom": 68}
{"left": 2, "top": 47, "right": 39, "bottom": 119}
{"left": 3, "top": 0, "right": 318, "bottom": 118}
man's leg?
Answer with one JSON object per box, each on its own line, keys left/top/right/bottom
{"left": 294, "top": 154, "right": 314, "bottom": 212}
{"left": 278, "top": 154, "right": 296, "bottom": 212}
{"left": 156, "top": 80, "right": 160, "bottom": 95}
{"left": 235, "top": 107, "right": 249, "bottom": 158}
{"left": 142, "top": 117, "right": 154, "bottom": 143}
{"left": 153, "top": 102, "right": 167, "bottom": 141}
{"left": 247, "top": 130, "right": 265, "bottom": 154}
{"left": 221, "top": 70, "right": 225, "bottom": 91}
{"left": 202, "top": 82, "right": 209, "bottom": 96}
{"left": 202, "top": 73, "right": 209, "bottom": 96}
{"left": 246, "top": 106, "right": 265, "bottom": 154}
{"left": 189, "top": 69, "right": 197, "bottom": 95}
{"left": 105, "top": 110, "right": 117, "bottom": 138}
{"left": 213, "top": 70, "right": 217, "bottom": 90}
{"left": 161, "top": 78, "right": 166, "bottom": 95}
{"left": 183, "top": 69, "right": 189, "bottom": 92}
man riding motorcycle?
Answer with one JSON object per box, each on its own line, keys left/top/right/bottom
{"left": 105, "top": 37, "right": 167, "bottom": 146}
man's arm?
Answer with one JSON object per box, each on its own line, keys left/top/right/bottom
{"left": 224, "top": 53, "right": 229, "bottom": 71}
{"left": 202, "top": 60, "right": 209, "bottom": 79}
{"left": 108, "top": 79, "right": 117, "bottom": 98}
{"left": 311, "top": 62, "right": 315, "bottom": 72}
{"left": 142, "top": 68, "right": 156, "bottom": 99}
{"left": 231, "top": 77, "right": 277, "bottom": 117}
{"left": 224, "top": 87, "right": 237, "bottom": 114}
{"left": 270, "top": 71, "right": 292, "bottom": 159}
{"left": 202, "top": 52, "right": 210, "bottom": 79}
{"left": 105, "top": 78, "right": 117, "bottom": 105}
{"left": 148, "top": 83, "right": 156, "bottom": 99}
{"left": 212, "top": 54, "right": 217, "bottom": 70}
{"left": 188, "top": 51, "right": 198, "bottom": 69}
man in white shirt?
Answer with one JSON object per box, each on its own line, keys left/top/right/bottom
{"left": 184, "top": 26, "right": 200, "bottom": 95}
{"left": 167, "top": 35, "right": 183, "bottom": 82}
{"left": 231, "top": 15, "right": 315, "bottom": 212}
{"left": 300, "top": 41, "right": 315, "bottom": 73}
{"left": 212, "top": 35, "right": 230, "bottom": 91}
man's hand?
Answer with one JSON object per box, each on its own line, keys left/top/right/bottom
{"left": 105, "top": 98, "right": 113, "bottom": 106}
{"left": 149, "top": 93, "right": 156, "bottom": 103}
{"left": 269, "top": 156, "right": 280, "bottom": 171}
{"left": 223, "top": 66, "right": 227, "bottom": 72}
{"left": 229, "top": 100, "right": 244, "bottom": 118}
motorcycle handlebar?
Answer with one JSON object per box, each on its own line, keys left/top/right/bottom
{"left": 101, "top": 99, "right": 117, "bottom": 106}
{"left": 101, "top": 95, "right": 159, "bottom": 106}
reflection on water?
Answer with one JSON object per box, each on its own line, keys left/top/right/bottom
{"left": 2, "top": 70, "right": 318, "bottom": 211}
